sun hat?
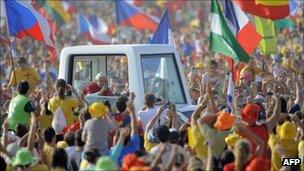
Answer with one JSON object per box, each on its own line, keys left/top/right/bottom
{"left": 11, "top": 148, "right": 37, "bottom": 166}
{"left": 225, "top": 133, "right": 241, "bottom": 148}
{"left": 95, "top": 156, "right": 118, "bottom": 171}
{"left": 214, "top": 111, "right": 236, "bottom": 130}
{"left": 122, "top": 153, "right": 145, "bottom": 171}
{"left": 279, "top": 121, "right": 297, "bottom": 140}
{"left": 241, "top": 104, "right": 260, "bottom": 124}
{"left": 89, "top": 102, "right": 108, "bottom": 118}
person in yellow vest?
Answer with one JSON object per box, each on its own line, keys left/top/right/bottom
{"left": 6, "top": 57, "right": 41, "bottom": 92}
{"left": 48, "top": 79, "right": 84, "bottom": 126}
{"left": 7, "top": 81, "right": 37, "bottom": 131}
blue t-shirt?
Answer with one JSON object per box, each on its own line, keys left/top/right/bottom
{"left": 118, "top": 134, "right": 140, "bottom": 165}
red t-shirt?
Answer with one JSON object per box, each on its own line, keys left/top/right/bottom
{"left": 83, "top": 81, "right": 113, "bottom": 96}
{"left": 223, "top": 157, "right": 270, "bottom": 171}
{"left": 239, "top": 124, "right": 270, "bottom": 158}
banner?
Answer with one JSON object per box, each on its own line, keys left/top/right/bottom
{"left": 275, "top": 18, "right": 293, "bottom": 30}
{"left": 254, "top": 16, "right": 277, "bottom": 55}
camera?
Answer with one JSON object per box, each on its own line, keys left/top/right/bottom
{"left": 165, "top": 101, "right": 175, "bottom": 110}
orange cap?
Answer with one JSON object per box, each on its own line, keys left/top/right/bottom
{"left": 214, "top": 111, "right": 236, "bottom": 130}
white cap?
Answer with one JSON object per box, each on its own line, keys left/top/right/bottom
{"left": 95, "top": 73, "right": 105, "bottom": 80}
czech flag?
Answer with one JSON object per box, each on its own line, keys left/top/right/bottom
{"left": 115, "top": 0, "right": 158, "bottom": 31}
{"left": 78, "top": 13, "right": 110, "bottom": 44}
{"left": 224, "top": 0, "right": 261, "bottom": 54}
{"left": 4, "top": 0, "right": 56, "bottom": 57}
{"left": 234, "top": 0, "right": 289, "bottom": 20}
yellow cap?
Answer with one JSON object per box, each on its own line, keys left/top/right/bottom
{"left": 225, "top": 133, "right": 241, "bottom": 148}
{"left": 279, "top": 121, "right": 297, "bottom": 140}
{"left": 57, "top": 141, "right": 68, "bottom": 148}
{"left": 89, "top": 102, "right": 108, "bottom": 118}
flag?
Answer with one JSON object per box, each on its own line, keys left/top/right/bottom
{"left": 227, "top": 73, "right": 234, "bottom": 112}
{"left": 4, "top": 0, "right": 56, "bottom": 57}
{"left": 126, "top": 0, "right": 143, "bottom": 7}
{"left": 289, "top": 0, "right": 302, "bottom": 16}
{"left": 234, "top": 0, "right": 289, "bottom": 20}
{"left": 224, "top": 56, "right": 245, "bottom": 112}
{"left": 149, "top": 9, "right": 175, "bottom": 46}
{"left": 61, "top": 0, "right": 77, "bottom": 14}
{"left": 115, "top": 0, "right": 158, "bottom": 31}
{"left": 224, "top": 0, "right": 261, "bottom": 54}
{"left": 78, "top": 13, "right": 110, "bottom": 44}
{"left": 254, "top": 16, "right": 277, "bottom": 55}
{"left": 88, "top": 15, "right": 108, "bottom": 34}
{"left": 210, "top": 0, "right": 250, "bottom": 64}
{"left": 156, "top": 0, "right": 186, "bottom": 12}
{"left": 275, "top": 18, "right": 293, "bottom": 30}
{"left": 34, "top": 1, "right": 70, "bottom": 29}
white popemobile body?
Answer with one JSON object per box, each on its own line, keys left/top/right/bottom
{"left": 58, "top": 44, "right": 196, "bottom": 122}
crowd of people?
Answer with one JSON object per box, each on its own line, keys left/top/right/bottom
{"left": 0, "top": 1, "right": 304, "bottom": 171}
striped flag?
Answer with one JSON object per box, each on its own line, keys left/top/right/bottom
{"left": 78, "top": 13, "right": 110, "bottom": 44}
{"left": 34, "top": 0, "right": 70, "bottom": 31}
{"left": 224, "top": 0, "right": 261, "bottom": 54}
{"left": 210, "top": 0, "right": 250, "bottom": 63}
{"left": 5, "top": 0, "right": 56, "bottom": 59}
{"left": 234, "top": 0, "right": 290, "bottom": 20}
{"left": 115, "top": 0, "right": 158, "bottom": 31}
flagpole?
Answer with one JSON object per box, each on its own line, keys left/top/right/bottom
{"left": 4, "top": 2, "right": 18, "bottom": 88}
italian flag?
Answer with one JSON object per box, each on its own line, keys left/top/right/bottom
{"left": 210, "top": 0, "right": 250, "bottom": 63}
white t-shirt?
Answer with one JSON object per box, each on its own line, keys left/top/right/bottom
{"left": 65, "top": 146, "right": 77, "bottom": 159}
{"left": 137, "top": 107, "right": 167, "bottom": 131}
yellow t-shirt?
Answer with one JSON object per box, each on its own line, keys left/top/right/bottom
{"left": 80, "top": 159, "right": 89, "bottom": 170}
{"left": 39, "top": 114, "right": 54, "bottom": 130}
{"left": 8, "top": 67, "right": 40, "bottom": 91}
{"left": 31, "top": 164, "right": 49, "bottom": 171}
{"left": 48, "top": 96, "right": 79, "bottom": 126}
{"left": 192, "top": 125, "right": 208, "bottom": 161}
{"left": 144, "top": 134, "right": 157, "bottom": 152}
{"left": 268, "top": 134, "right": 298, "bottom": 171}
{"left": 298, "top": 141, "right": 304, "bottom": 171}
{"left": 43, "top": 143, "right": 55, "bottom": 167}
{"left": 50, "top": 167, "right": 66, "bottom": 171}
{"left": 6, "top": 163, "right": 49, "bottom": 171}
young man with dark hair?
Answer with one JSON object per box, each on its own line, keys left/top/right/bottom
{"left": 43, "top": 127, "right": 56, "bottom": 167}
{"left": 64, "top": 131, "right": 76, "bottom": 159}
{"left": 137, "top": 93, "right": 166, "bottom": 132}
{"left": 149, "top": 123, "right": 190, "bottom": 169}
{"left": 68, "top": 129, "right": 85, "bottom": 171}
{"left": 7, "top": 81, "right": 37, "bottom": 131}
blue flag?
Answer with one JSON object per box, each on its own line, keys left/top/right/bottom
{"left": 149, "top": 9, "right": 173, "bottom": 45}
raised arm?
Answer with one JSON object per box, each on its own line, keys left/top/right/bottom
{"left": 236, "top": 122, "right": 265, "bottom": 157}
{"left": 127, "top": 92, "right": 137, "bottom": 136}
{"left": 71, "top": 85, "right": 88, "bottom": 108}
{"left": 191, "top": 94, "right": 208, "bottom": 127}
{"left": 27, "top": 113, "right": 38, "bottom": 153}
{"left": 266, "top": 87, "right": 285, "bottom": 132}
{"left": 145, "top": 105, "right": 165, "bottom": 136}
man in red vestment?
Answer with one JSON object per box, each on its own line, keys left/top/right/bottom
{"left": 83, "top": 73, "right": 113, "bottom": 96}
